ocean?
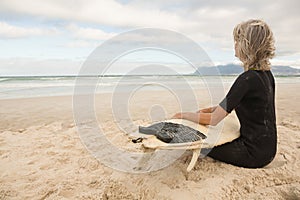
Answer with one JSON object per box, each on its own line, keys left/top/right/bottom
{"left": 0, "top": 75, "right": 299, "bottom": 99}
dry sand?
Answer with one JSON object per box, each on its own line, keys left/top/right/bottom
{"left": 0, "top": 84, "right": 299, "bottom": 199}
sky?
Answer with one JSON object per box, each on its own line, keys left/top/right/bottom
{"left": 0, "top": 0, "right": 299, "bottom": 75}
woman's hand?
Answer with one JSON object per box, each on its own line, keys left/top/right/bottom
{"left": 172, "top": 112, "right": 187, "bottom": 119}
{"left": 172, "top": 112, "right": 203, "bottom": 124}
{"left": 196, "top": 106, "right": 217, "bottom": 113}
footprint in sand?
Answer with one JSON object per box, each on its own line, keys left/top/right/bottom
{"left": 77, "top": 157, "right": 100, "bottom": 171}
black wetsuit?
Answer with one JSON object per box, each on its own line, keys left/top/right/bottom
{"left": 207, "top": 70, "right": 277, "bottom": 168}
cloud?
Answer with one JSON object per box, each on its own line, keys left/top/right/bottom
{"left": 64, "top": 40, "right": 95, "bottom": 48}
{"left": 0, "top": 21, "right": 59, "bottom": 38}
{"left": 66, "top": 24, "right": 116, "bottom": 40}
{"left": 127, "top": 0, "right": 300, "bottom": 56}
{"left": 0, "top": 57, "right": 82, "bottom": 76}
{"left": 0, "top": 0, "right": 299, "bottom": 57}
{"left": 0, "top": 0, "right": 194, "bottom": 29}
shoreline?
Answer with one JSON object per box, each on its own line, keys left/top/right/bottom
{"left": 1, "top": 76, "right": 299, "bottom": 100}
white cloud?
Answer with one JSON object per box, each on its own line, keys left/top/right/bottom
{"left": 64, "top": 40, "right": 95, "bottom": 48}
{"left": 0, "top": 21, "right": 59, "bottom": 38}
{"left": 0, "top": 0, "right": 194, "bottom": 29}
{"left": 66, "top": 24, "right": 116, "bottom": 40}
{"left": 0, "top": 57, "right": 82, "bottom": 76}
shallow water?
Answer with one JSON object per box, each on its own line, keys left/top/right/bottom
{"left": 0, "top": 75, "right": 298, "bottom": 99}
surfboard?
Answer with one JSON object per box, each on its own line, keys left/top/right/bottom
{"left": 138, "top": 112, "right": 240, "bottom": 171}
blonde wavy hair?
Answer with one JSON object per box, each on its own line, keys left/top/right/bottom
{"left": 233, "top": 19, "right": 275, "bottom": 71}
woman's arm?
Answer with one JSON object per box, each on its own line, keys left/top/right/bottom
{"left": 172, "top": 105, "right": 228, "bottom": 126}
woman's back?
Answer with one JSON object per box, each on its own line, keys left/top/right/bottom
{"left": 219, "top": 70, "right": 277, "bottom": 165}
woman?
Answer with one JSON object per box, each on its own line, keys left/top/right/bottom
{"left": 172, "top": 19, "right": 277, "bottom": 168}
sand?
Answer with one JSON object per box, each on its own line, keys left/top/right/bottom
{"left": 0, "top": 84, "right": 299, "bottom": 199}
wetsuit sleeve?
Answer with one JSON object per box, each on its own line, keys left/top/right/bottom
{"left": 219, "top": 73, "right": 250, "bottom": 113}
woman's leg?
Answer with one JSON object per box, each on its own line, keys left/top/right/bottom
{"left": 206, "top": 138, "right": 260, "bottom": 168}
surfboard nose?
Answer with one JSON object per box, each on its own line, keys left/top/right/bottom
{"left": 138, "top": 126, "right": 158, "bottom": 135}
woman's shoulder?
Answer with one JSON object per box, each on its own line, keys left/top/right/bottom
{"left": 236, "top": 70, "right": 257, "bottom": 81}
{"left": 236, "top": 70, "right": 275, "bottom": 89}
{"left": 238, "top": 69, "right": 273, "bottom": 80}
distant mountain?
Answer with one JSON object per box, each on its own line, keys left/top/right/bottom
{"left": 272, "top": 65, "right": 300, "bottom": 76}
{"left": 193, "top": 64, "right": 300, "bottom": 76}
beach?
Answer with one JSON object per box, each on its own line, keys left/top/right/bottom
{"left": 0, "top": 82, "right": 299, "bottom": 199}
